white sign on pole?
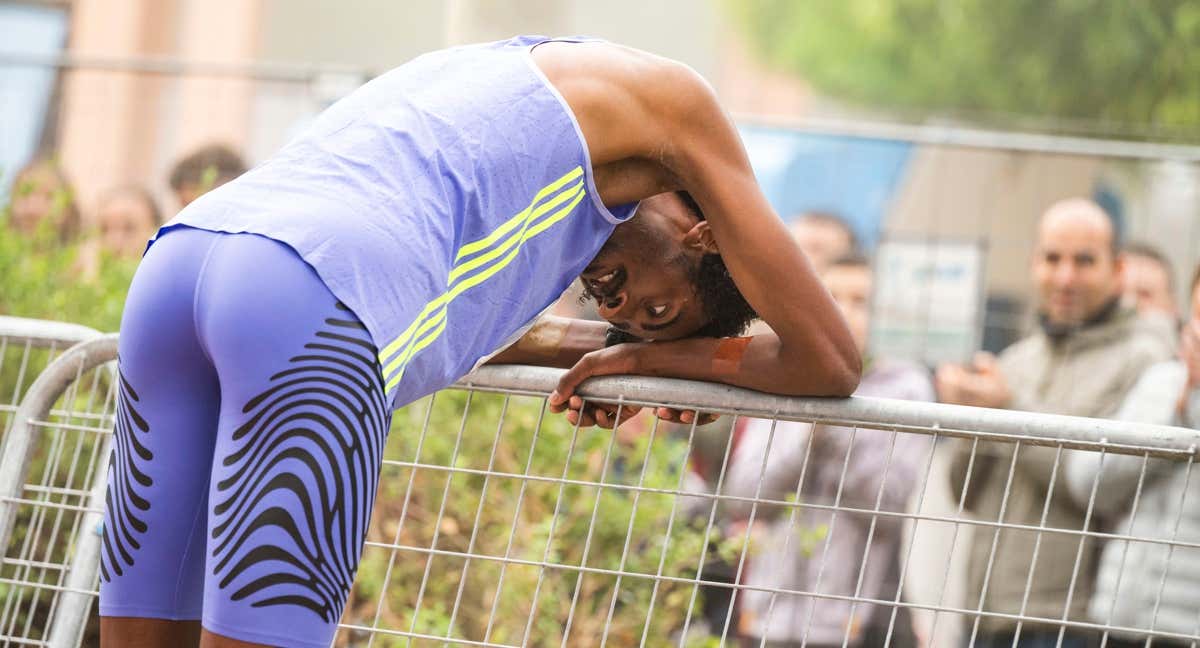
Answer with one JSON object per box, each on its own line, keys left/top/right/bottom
{"left": 869, "top": 238, "right": 985, "bottom": 366}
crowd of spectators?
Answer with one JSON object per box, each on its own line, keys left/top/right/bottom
{"left": 681, "top": 202, "right": 1198, "bottom": 647}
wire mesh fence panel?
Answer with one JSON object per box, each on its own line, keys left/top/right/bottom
{"left": 328, "top": 366, "right": 1200, "bottom": 648}
{"left": 0, "top": 332, "right": 112, "bottom": 648}
{"left": 336, "top": 389, "right": 714, "bottom": 647}
{"left": 0, "top": 318, "right": 101, "bottom": 447}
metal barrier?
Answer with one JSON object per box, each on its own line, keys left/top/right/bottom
{"left": 0, "top": 322, "right": 109, "bottom": 648}
{"left": 0, "top": 317, "right": 103, "bottom": 439}
{"left": 2, "top": 335, "right": 1199, "bottom": 647}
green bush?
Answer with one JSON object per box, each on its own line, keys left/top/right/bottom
{"left": 0, "top": 221, "right": 135, "bottom": 334}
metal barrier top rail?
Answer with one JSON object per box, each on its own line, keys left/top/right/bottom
{"left": 460, "top": 364, "right": 1200, "bottom": 459}
{"left": 8, "top": 334, "right": 1198, "bottom": 468}
{"left": 0, "top": 317, "right": 103, "bottom": 350}
{"left": 736, "top": 114, "right": 1200, "bottom": 162}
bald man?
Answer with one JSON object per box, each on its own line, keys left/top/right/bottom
{"left": 935, "top": 198, "right": 1172, "bottom": 647}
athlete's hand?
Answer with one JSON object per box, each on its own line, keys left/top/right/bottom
{"left": 549, "top": 344, "right": 643, "bottom": 428}
{"left": 553, "top": 395, "right": 643, "bottom": 429}
{"left": 548, "top": 344, "right": 721, "bottom": 428}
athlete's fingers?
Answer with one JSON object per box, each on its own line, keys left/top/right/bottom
{"left": 654, "top": 407, "right": 719, "bottom": 426}
{"left": 551, "top": 354, "right": 595, "bottom": 409}
{"left": 566, "top": 401, "right": 642, "bottom": 429}
{"left": 565, "top": 407, "right": 597, "bottom": 427}
{"left": 655, "top": 407, "right": 684, "bottom": 423}
{"left": 614, "top": 405, "right": 643, "bottom": 427}
{"left": 548, "top": 395, "right": 568, "bottom": 413}
{"left": 551, "top": 346, "right": 640, "bottom": 412}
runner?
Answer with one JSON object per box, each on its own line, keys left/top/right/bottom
{"left": 99, "top": 36, "right": 860, "bottom": 648}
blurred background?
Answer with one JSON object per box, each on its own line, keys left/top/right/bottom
{"left": 5, "top": 3, "right": 1200, "bottom": 647}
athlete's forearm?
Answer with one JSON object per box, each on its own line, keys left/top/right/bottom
{"left": 628, "top": 333, "right": 852, "bottom": 397}
{"left": 485, "top": 315, "right": 608, "bottom": 369}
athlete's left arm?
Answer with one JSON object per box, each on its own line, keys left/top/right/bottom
{"left": 551, "top": 61, "right": 861, "bottom": 416}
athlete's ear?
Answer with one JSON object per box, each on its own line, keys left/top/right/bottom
{"left": 682, "top": 221, "right": 718, "bottom": 254}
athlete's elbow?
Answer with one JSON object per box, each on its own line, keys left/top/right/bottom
{"left": 775, "top": 344, "right": 860, "bottom": 398}
{"left": 825, "top": 349, "right": 862, "bottom": 398}
{"left": 809, "top": 343, "right": 862, "bottom": 397}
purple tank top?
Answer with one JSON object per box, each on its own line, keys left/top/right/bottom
{"left": 158, "top": 36, "right": 637, "bottom": 408}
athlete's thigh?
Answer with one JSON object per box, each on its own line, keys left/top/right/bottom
{"left": 195, "top": 233, "right": 391, "bottom": 647}
{"left": 100, "top": 227, "right": 223, "bottom": 620}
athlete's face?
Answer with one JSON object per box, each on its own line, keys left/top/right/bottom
{"left": 580, "top": 193, "right": 715, "bottom": 341}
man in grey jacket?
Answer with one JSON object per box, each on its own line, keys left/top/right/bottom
{"left": 1066, "top": 263, "right": 1200, "bottom": 648}
{"left": 936, "top": 199, "right": 1173, "bottom": 647}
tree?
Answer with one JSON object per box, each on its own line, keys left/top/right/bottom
{"left": 727, "top": 0, "right": 1200, "bottom": 137}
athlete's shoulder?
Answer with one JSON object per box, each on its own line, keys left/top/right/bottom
{"left": 532, "top": 40, "right": 709, "bottom": 102}
{"left": 531, "top": 41, "right": 720, "bottom": 166}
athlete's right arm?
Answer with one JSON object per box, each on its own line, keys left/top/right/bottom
{"left": 485, "top": 315, "right": 609, "bottom": 369}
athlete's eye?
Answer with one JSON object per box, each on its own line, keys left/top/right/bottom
{"left": 648, "top": 304, "right": 669, "bottom": 318}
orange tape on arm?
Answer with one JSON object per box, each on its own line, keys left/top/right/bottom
{"left": 711, "top": 337, "right": 752, "bottom": 375}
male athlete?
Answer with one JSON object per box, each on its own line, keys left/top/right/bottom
{"left": 100, "top": 36, "right": 859, "bottom": 647}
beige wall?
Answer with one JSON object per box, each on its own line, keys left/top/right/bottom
{"left": 257, "top": 0, "right": 446, "bottom": 70}
{"left": 172, "top": 0, "right": 261, "bottom": 155}
{"left": 59, "top": 0, "right": 175, "bottom": 215}
{"left": 59, "top": 0, "right": 262, "bottom": 219}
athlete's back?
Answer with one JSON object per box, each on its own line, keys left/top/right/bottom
{"left": 166, "top": 36, "right": 636, "bottom": 407}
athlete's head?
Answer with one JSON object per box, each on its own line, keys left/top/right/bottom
{"left": 579, "top": 191, "right": 756, "bottom": 341}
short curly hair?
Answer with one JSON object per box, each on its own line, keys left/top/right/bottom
{"left": 675, "top": 191, "right": 758, "bottom": 338}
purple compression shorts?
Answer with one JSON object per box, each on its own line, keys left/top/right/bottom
{"left": 99, "top": 226, "right": 392, "bottom": 647}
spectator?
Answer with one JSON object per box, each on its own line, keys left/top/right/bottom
{"left": 936, "top": 198, "right": 1172, "bottom": 647}
{"left": 168, "top": 143, "right": 246, "bottom": 208}
{"left": 726, "top": 253, "right": 933, "bottom": 648}
{"left": 1123, "top": 241, "right": 1177, "bottom": 319}
{"left": 1065, "top": 262, "right": 1200, "bottom": 648}
{"left": 790, "top": 211, "right": 858, "bottom": 274}
{"left": 5, "top": 156, "right": 80, "bottom": 244}
{"left": 95, "top": 185, "right": 162, "bottom": 259}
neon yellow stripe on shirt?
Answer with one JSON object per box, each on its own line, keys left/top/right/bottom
{"left": 447, "top": 179, "right": 583, "bottom": 284}
{"left": 377, "top": 166, "right": 582, "bottom": 364}
{"left": 454, "top": 166, "right": 583, "bottom": 263}
{"left": 383, "top": 183, "right": 585, "bottom": 383}
{"left": 383, "top": 185, "right": 587, "bottom": 392}
{"left": 378, "top": 181, "right": 583, "bottom": 372}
